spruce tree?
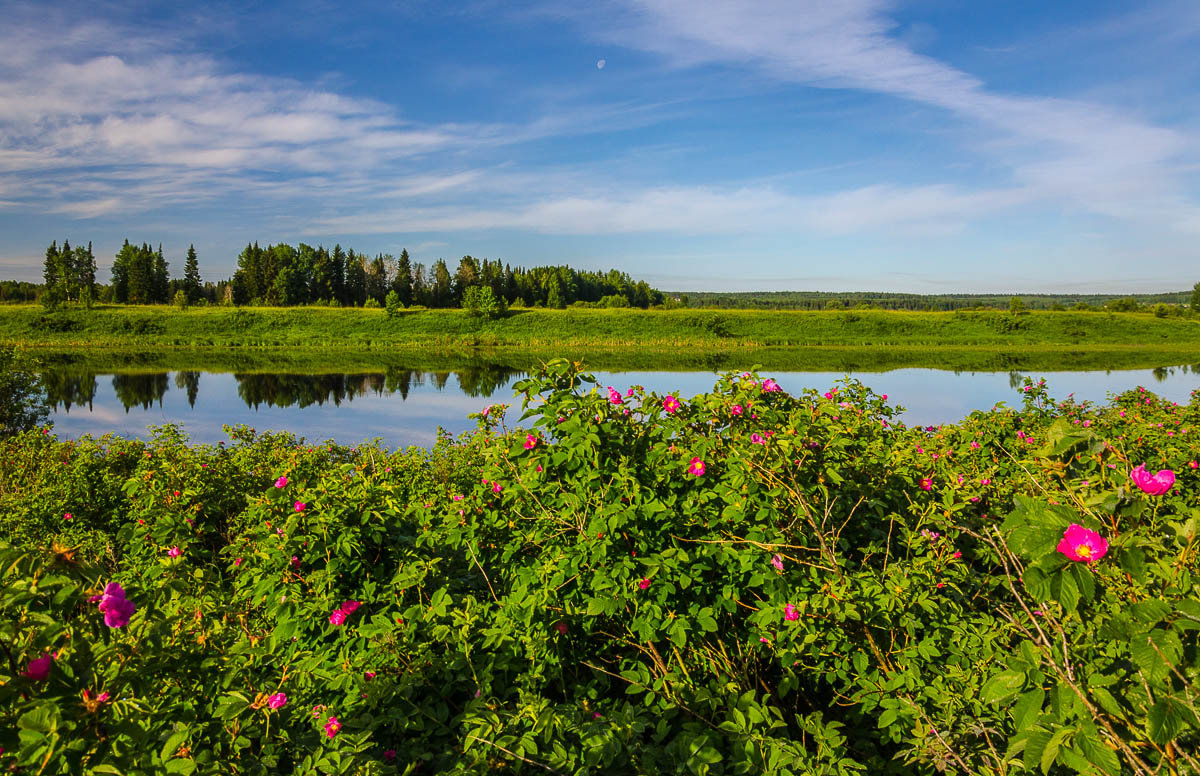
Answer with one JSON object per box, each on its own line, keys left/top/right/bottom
{"left": 393, "top": 249, "right": 413, "bottom": 306}
{"left": 183, "top": 244, "right": 201, "bottom": 303}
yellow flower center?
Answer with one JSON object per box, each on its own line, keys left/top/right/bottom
{"left": 1075, "top": 544, "right": 1092, "bottom": 559}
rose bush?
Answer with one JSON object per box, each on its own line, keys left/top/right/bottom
{"left": 0, "top": 361, "right": 1197, "bottom": 774}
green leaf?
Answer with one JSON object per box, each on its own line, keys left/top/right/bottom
{"left": 981, "top": 670, "right": 1026, "bottom": 704}
{"left": 1051, "top": 568, "right": 1079, "bottom": 612}
{"left": 160, "top": 729, "right": 189, "bottom": 763}
{"left": 1130, "top": 628, "right": 1182, "bottom": 684}
{"left": 1040, "top": 727, "right": 1072, "bottom": 775}
{"left": 1012, "top": 688, "right": 1045, "bottom": 732}
{"left": 1148, "top": 695, "right": 1194, "bottom": 745}
{"left": 1076, "top": 730, "right": 1121, "bottom": 776}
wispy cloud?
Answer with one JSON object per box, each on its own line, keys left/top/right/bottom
{"left": 562, "top": 0, "right": 1199, "bottom": 232}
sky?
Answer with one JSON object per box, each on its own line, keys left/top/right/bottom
{"left": 1, "top": 0, "right": 1198, "bottom": 293}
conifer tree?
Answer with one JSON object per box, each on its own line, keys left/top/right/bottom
{"left": 183, "top": 244, "right": 201, "bottom": 303}
{"left": 393, "top": 248, "right": 413, "bottom": 306}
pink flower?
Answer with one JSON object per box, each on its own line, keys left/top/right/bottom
{"left": 770, "top": 554, "right": 784, "bottom": 572}
{"left": 637, "top": 578, "right": 650, "bottom": 590}
{"left": 95, "top": 582, "right": 136, "bottom": 628}
{"left": 762, "top": 378, "right": 781, "bottom": 393}
{"left": 365, "top": 671, "right": 376, "bottom": 680}
{"left": 23, "top": 654, "right": 52, "bottom": 681}
{"left": 970, "top": 441, "right": 980, "bottom": 449}
{"left": 294, "top": 501, "right": 306, "bottom": 512}
{"left": 554, "top": 621, "right": 568, "bottom": 635}
{"left": 275, "top": 476, "right": 288, "bottom": 488}
{"left": 234, "top": 557, "right": 243, "bottom": 567}
{"left": 291, "top": 555, "right": 301, "bottom": 570}
{"left": 1191, "top": 461, "right": 1198, "bottom": 469}
{"left": 267, "top": 693, "right": 287, "bottom": 709}
{"left": 167, "top": 546, "right": 181, "bottom": 558}
{"left": 688, "top": 457, "right": 705, "bottom": 477}
{"left": 1056, "top": 523, "right": 1109, "bottom": 563}
{"left": 920, "top": 478, "right": 933, "bottom": 491}
{"left": 663, "top": 395, "right": 681, "bottom": 414}
{"left": 1131, "top": 464, "right": 1175, "bottom": 496}
{"left": 784, "top": 604, "right": 799, "bottom": 621}
{"left": 64, "top": 512, "right": 72, "bottom": 521}
{"left": 384, "top": 749, "right": 396, "bottom": 762}
{"left": 607, "top": 387, "right": 623, "bottom": 405}
{"left": 84, "top": 689, "right": 111, "bottom": 705}
{"left": 731, "top": 405, "right": 743, "bottom": 416}
{"left": 750, "top": 433, "right": 766, "bottom": 445}
{"left": 524, "top": 434, "right": 538, "bottom": 450}
{"left": 324, "top": 716, "right": 341, "bottom": 738}
{"left": 340, "top": 600, "right": 361, "bottom": 614}
{"left": 329, "top": 609, "right": 348, "bottom": 626}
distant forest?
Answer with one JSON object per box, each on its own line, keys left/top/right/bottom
{"left": 668, "top": 290, "right": 1194, "bottom": 312}
{"left": 6, "top": 239, "right": 664, "bottom": 310}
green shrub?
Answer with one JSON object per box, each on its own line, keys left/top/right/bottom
{"left": 2, "top": 365, "right": 1199, "bottom": 774}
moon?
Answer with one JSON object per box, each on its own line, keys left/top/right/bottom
{"left": 596, "top": 59, "right": 606, "bottom": 70}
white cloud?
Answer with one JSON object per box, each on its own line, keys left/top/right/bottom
{"left": 573, "top": 0, "right": 1200, "bottom": 232}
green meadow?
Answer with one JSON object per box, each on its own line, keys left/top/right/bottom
{"left": 6, "top": 304, "right": 1200, "bottom": 372}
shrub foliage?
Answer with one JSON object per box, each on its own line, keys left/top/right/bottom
{"left": 1, "top": 361, "right": 1198, "bottom": 774}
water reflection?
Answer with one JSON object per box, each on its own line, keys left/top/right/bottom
{"left": 46, "top": 365, "right": 528, "bottom": 413}
{"left": 35, "top": 363, "right": 1200, "bottom": 449}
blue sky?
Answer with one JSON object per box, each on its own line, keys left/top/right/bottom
{"left": 1, "top": 0, "right": 1197, "bottom": 292}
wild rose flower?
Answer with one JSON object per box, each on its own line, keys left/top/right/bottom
{"left": 166, "top": 546, "right": 181, "bottom": 558}
{"left": 23, "top": 654, "right": 52, "bottom": 681}
{"left": 1056, "top": 523, "right": 1108, "bottom": 563}
{"left": 324, "top": 716, "right": 341, "bottom": 738}
{"left": 524, "top": 434, "right": 538, "bottom": 450}
{"left": 554, "top": 621, "right": 568, "bottom": 635}
{"left": 234, "top": 557, "right": 243, "bottom": 567}
{"left": 294, "top": 501, "right": 306, "bottom": 512}
{"left": 64, "top": 512, "right": 72, "bottom": 521}
{"left": 663, "top": 395, "right": 680, "bottom": 414}
{"left": 920, "top": 478, "right": 933, "bottom": 491}
{"left": 492, "top": 482, "right": 502, "bottom": 494}
{"left": 291, "top": 555, "right": 300, "bottom": 570}
{"left": 637, "top": 578, "right": 650, "bottom": 590}
{"left": 784, "top": 604, "right": 799, "bottom": 621}
{"left": 274, "top": 476, "right": 288, "bottom": 488}
{"left": 750, "top": 433, "right": 766, "bottom": 445}
{"left": 762, "top": 378, "right": 781, "bottom": 393}
{"left": 340, "top": 600, "right": 361, "bottom": 614}
{"left": 364, "top": 671, "right": 376, "bottom": 680}
{"left": 329, "top": 609, "right": 348, "bottom": 626}
{"left": 267, "top": 693, "right": 287, "bottom": 709}
{"left": 731, "top": 405, "right": 743, "bottom": 416}
{"left": 688, "top": 457, "right": 705, "bottom": 476}
{"left": 95, "top": 582, "right": 136, "bottom": 628}
{"left": 771, "top": 554, "right": 784, "bottom": 572}
{"left": 1131, "top": 464, "right": 1175, "bottom": 496}
{"left": 607, "top": 387, "right": 623, "bottom": 405}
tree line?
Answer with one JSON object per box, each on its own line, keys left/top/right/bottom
{"left": 675, "top": 290, "right": 1194, "bottom": 312}
{"left": 229, "top": 242, "right": 662, "bottom": 309}
{"left": 26, "top": 239, "right": 663, "bottom": 310}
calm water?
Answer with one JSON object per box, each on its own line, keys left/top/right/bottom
{"left": 41, "top": 365, "right": 1200, "bottom": 448}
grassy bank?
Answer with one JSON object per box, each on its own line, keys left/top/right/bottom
{"left": 6, "top": 304, "right": 1200, "bottom": 371}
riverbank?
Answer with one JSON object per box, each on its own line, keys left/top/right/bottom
{"left": 7, "top": 304, "right": 1200, "bottom": 371}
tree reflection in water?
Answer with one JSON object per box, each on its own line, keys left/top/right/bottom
{"left": 111, "top": 373, "right": 170, "bottom": 412}
{"left": 43, "top": 371, "right": 99, "bottom": 412}
{"left": 233, "top": 365, "right": 525, "bottom": 409}
{"left": 38, "top": 365, "right": 525, "bottom": 413}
